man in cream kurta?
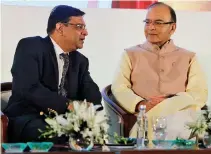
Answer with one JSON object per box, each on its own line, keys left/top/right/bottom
{"left": 111, "top": 2, "right": 208, "bottom": 141}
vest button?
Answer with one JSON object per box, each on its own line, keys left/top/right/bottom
{"left": 160, "top": 56, "right": 165, "bottom": 59}
{"left": 154, "top": 47, "right": 159, "bottom": 51}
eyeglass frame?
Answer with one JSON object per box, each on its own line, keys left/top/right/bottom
{"left": 143, "top": 19, "right": 175, "bottom": 27}
{"left": 63, "top": 22, "right": 86, "bottom": 30}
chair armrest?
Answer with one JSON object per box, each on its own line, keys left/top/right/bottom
{"left": 1, "top": 82, "right": 12, "bottom": 91}
{"left": 102, "top": 85, "right": 137, "bottom": 137}
{"left": 1, "top": 112, "right": 9, "bottom": 143}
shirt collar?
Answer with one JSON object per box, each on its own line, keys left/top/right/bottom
{"left": 141, "top": 39, "right": 178, "bottom": 54}
{"left": 50, "top": 37, "right": 68, "bottom": 56}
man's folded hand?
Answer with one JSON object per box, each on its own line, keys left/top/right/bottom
{"left": 136, "top": 95, "right": 167, "bottom": 113}
{"left": 67, "top": 101, "right": 92, "bottom": 111}
{"left": 68, "top": 103, "right": 74, "bottom": 111}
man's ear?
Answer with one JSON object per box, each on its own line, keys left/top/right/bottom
{"left": 55, "top": 23, "right": 63, "bottom": 35}
{"left": 170, "top": 23, "right": 176, "bottom": 35}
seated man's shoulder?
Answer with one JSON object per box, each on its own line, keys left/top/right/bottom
{"left": 16, "top": 36, "right": 47, "bottom": 56}
{"left": 124, "top": 44, "right": 145, "bottom": 53}
{"left": 19, "top": 36, "right": 43, "bottom": 44}
{"left": 176, "top": 46, "right": 196, "bottom": 57}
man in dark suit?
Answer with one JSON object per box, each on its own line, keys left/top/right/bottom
{"left": 4, "top": 5, "right": 102, "bottom": 143}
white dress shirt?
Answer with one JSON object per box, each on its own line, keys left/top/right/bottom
{"left": 50, "top": 37, "right": 66, "bottom": 87}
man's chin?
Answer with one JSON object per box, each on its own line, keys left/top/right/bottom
{"left": 77, "top": 45, "right": 83, "bottom": 49}
{"left": 147, "top": 39, "right": 160, "bottom": 44}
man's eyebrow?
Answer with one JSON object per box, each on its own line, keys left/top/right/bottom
{"left": 75, "top": 23, "right": 85, "bottom": 25}
{"left": 144, "top": 19, "right": 165, "bottom": 22}
{"left": 154, "top": 19, "right": 165, "bottom": 22}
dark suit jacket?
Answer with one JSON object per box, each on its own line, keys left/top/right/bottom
{"left": 4, "top": 36, "right": 102, "bottom": 140}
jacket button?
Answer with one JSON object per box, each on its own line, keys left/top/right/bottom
{"left": 160, "top": 56, "right": 165, "bottom": 59}
{"left": 172, "top": 62, "right": 176, "bottom": 66}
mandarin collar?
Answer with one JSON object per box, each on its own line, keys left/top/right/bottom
{"left": 140, "top": 39, "right": 179, "bottom": 54}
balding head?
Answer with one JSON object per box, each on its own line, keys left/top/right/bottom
{"left": 148, "top": 2, "right": 176, "bottom": 23}
{"left": 144, "top": 2, "right": 177, "bottom": 47}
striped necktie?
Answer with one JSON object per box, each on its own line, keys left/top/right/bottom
{"left": 58, "top": 53, "right": 69, "bottom": 97}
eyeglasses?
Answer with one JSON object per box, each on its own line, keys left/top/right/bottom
{"left": 143, "top": 19, "right": 174, "bottom": 27}
{"left": 64, "top": 23, "right": 86, "bottom": 30}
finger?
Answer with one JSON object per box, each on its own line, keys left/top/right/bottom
{"left": 150, "top": 99, "right": 165, "bottom": 105}
{"left": 149, "top": 100, "right": 158, "bottom": 105}
{"left": 150, "top": 98, "right": 161, "bottom": 102}
{"left": 151, "top": 95, "right": 166, "bottom": 99}
{"left": 68, "top": 104, "right": 74, "bottom": 111}
{"left": 151, "top": 97, "right": 166, "bottom": 101}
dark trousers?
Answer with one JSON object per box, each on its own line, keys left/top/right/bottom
{"left": 8, "top": 116, "right": 68, "bottom": 144}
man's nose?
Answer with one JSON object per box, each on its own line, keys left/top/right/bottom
{"left": 148, "top": 23, "right": 156, "bottom": 30}
{"left": 82, "top": 29, "right": 88, "bottom": 36}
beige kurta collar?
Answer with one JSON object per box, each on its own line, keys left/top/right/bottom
{"left": 141, "top": 39, "right": 179, "bottom": 54}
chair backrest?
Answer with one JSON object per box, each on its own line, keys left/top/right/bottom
{"left": 102, "top": 85, "right": 137, "bottom": 137}
{"left": 1, "top": 82, "right": 12, "bottom": 111}
{"left": 1, "top": 82, "right": 12, "bottom": 143}
{"left": 102, "top": 85, "right": 128, "bottom": 115}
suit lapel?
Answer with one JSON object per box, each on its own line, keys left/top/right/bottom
{"left": 66, "top": 51, "right": 78, "bottom": 97}
{"left": 44, "top": 36, "right": 59, "bottom": 86}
